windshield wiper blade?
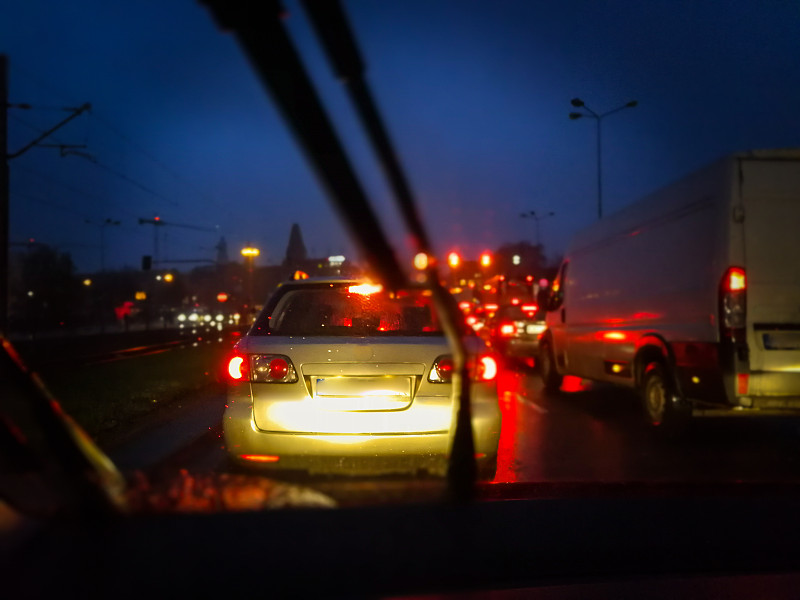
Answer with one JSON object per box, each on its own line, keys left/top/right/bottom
{"left": 200, "top": 0, "right": 406, "bottom": 292}
{"left": 297, "top": 0, "right": 477, "bottom": 501}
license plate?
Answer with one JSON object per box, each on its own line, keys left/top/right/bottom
{"left": 314, "top": 376, "right": 411, "bottom": 398}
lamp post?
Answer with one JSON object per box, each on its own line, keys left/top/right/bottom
{"left": 569, "top": 98, "right": 637, "bottom": 219}
{"left": 519, "top": 210, "right": 554, "bottom": 247}
{"left": 99, "top": 218, "right": 120, "bottom": 273}
{"left": 240, "top": 245, "right": 260, "bottom": 312}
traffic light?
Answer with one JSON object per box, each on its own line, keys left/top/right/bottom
{"left": 480, "top": 252, "right": 492, "bottom": 267}
{"left": 447, "top": 252, "right": 461, "bottom": 268}
{"left": 142, "top": 255, "right": 152, "bottom": 270}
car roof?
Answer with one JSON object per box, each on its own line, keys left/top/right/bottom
{"left": 279, "top": 276, "right": 364, "bottom": 286}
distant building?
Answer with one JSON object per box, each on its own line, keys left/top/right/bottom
{"left": 283, "top": 223, "right": 308, "bottom": 269}
{"left": 215, "top": 237, "right": 229, "bottom": 264}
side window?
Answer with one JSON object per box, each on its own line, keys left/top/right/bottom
{"left": 548, "top": 261, "right": 568, "bottom": 311}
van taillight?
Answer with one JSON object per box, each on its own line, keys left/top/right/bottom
{"left": 720, "top": 266, "right": 747, "bottom": 337}
{"left": 724, "top": 267, "right": 746, "bottom": 292}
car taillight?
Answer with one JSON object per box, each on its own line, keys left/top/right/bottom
{"left": 429, "top": 354, "right": 498, "bottom": 382}
{"left": 429, "top": 355, "right": 454, "bottom": 382}
{"left": 227, "top": 355, "right": 247, "bottom": 380}
{"left": 475, "top": 354, "right": 498, "bottom": 381}
{"left": 720, "top": 266, "right": 746, "bottom": 339}
{"left": 251, "top": 354, "right": 298, "bottom": 383}
{"left": 521, "top": 303, "right": 538, "bottom": 313}
{"left": 499, "top": 322, "right": 516, "bottom": 337}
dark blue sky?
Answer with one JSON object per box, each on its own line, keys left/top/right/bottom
{"left": 3, "top": 0, "right": 799, "bottom": 274}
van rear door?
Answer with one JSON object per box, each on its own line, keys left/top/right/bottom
{"left": 739, "top": 156, "right": 800, "bottom": 395}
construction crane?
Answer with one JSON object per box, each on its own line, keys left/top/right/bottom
{"left": 138, "top": 216, "right": 219, "bottom": 266}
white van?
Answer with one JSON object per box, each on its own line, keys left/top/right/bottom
{"left": 539, "top": 149, "right": 800, "bottom": 427}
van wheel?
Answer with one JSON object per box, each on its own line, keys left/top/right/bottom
{"left": 539, "top": 341, "right": 563, "bottom": 392}
{"left": 641, "top": 362, "right": 689, "bottom": 432}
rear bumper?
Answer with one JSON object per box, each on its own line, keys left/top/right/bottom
{"left": 677, "top": 359, "right": 800, "bottom": 416}
{"left": 693, "top": 395, "right": 800, "bottom": 417}
{"left": 223, "top": 393, "right": 501, "bottom": 475}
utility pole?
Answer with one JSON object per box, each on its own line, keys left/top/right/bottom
{"left": 138, "top": 216, "right": 219, "bottom": 267}
{"left": 569, "top": 98, "right": 637, "bottom": 219}
{"left": 1, "top": 55, "right": 9, "bottom": 336}
{"left": 1, "top": 54, "right": 91, "bottom": 334}
{"left": 520, "top": 210, "right": 555, "bottom": 247}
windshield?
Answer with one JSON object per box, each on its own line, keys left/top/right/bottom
{"left": 256, "top": 284, "right": 442, "bottom": 336}
{"left": 3, "top": 0, "right": 800, "bottom": 522}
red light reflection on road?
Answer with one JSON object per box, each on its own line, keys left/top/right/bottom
{"left": 494, "top": 367, "right": 523, "bottom": 482}
{"left": 491, "top": 368, "right": 628, "bottom": 485}
{"left": 493, "top": 366, "right": 549, "bottom": 483}
{"left": 560, "top": 375, "right": 590, "bottom": 393}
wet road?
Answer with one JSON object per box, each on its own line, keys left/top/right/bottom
{"left": 495, "top": 367, "right": 800, "bottom": 484}
{"left": 107, "top": 363, "right": 800, "bottom": 498}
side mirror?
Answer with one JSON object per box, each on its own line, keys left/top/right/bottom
{"left": 547, "top": 289, "right": 563, "bottom": 311}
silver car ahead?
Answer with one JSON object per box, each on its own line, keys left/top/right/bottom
{"left": 223, "top": 278, "right": 501, "bottom": 479}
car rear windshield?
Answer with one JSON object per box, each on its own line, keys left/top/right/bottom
{"left": 498, "top": 305, "right": 545, "bottom": 321}
{"left": 253, "top": 286, "right": 444, "bottom": 336}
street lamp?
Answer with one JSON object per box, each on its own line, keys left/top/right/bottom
{"left": 520, "top": 210, "right": 555, "bottom": 246}
{"left": 241, "top": 245, "right": 260, "bottom": 310}
{"left": 85, "top": 218, "right": 120, "bottom": 272}
{"left": 569, "top": 97, "right": 637, "bottom": 219}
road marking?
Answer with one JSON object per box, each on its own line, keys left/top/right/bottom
{"left": 516, "top": 392, "right": 548, "bottom": 414}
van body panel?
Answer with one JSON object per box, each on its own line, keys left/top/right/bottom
{"left": 740, "top": 159, "right": 800, "bottom": 375}
{"left": 545, "top": 150, "right": 800, "bottom": 415}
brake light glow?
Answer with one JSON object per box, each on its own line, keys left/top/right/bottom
{"left": 348, "top": 283, "right": 383, "bottom": 295}
{"left": 521, "top": 304, "right": 538, "bottom": 313}
{"left": 720, "top": 266, "right": 747, "bottom": 334}
{"left": 725, "top": 267, "right": 746, "bottom": 292}
{"left": 476, "top": 355, "right": 498, "bottom": 381}
{"left": 499, "top": 322, "right": 516, "bottom": 336}
{"left": 485, "top": 303, "right": 498, "bottom": 312}
{"left": 228, "top": 356, "right": 246, "bottom": 380}
{"left": 240, "top": 454, "right": 280, "bottom": 463}
{"left": 430, "top": 354, "right": 498, "bottom": 382}
{"left": 602, "top": 331, "right": 627, "bottom": 341}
